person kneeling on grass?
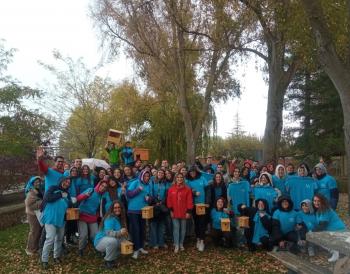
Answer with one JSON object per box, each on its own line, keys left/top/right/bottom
{"left": 94, "top": 200, "right": 128, "bottom": 269}
{"left": 210, "top": 197, "right": 236, "bottom": 248}
{"left": 238, "top": 199, "right": 272, "bottom": 252}
{"left": 40, "top": 177, "right": 72, "bottom": 269}
{"left": 312, "top": 193, "right": 347, "bottom": 262}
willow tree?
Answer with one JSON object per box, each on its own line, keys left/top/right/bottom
{"left": 237, "top": 0, "right": 307, "bottom": 162}
{"left": 301, "top": 0, "right": 350, "bottom": 214}
{"left": 92, "top": 0, "right": 243, "bottom": 163}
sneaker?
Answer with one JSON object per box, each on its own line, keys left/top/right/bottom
{"left": 174, "top": 245, "right": 179, "bottom": 253}
{"left": 161, "top": 244, "right": 168, "bottom": 249}
{"left": 179, "top": 244, "right": 185, "bottom": 251}
{"left": 132, "top": 251, "right": 139, "bottom": 259}
{"left": 25, "top": 249, "right": 34, "bottom": 256}
{"left": 196, "top": 239, "right": 200, "bottom": 249}
{"left": 153, "top": 246, "right": 159, "bottom": 250}
{"left": 198, "top": 241, "right": 205, "bottom": 252}
{"left": 272, "top": 246, "right": 279, "bottom": 252}
{"left": 139, "top": 248, "right": 148, "bottom": 254}
{"left": 328, "top": 250, "right": 339, "bottom": 263}
{"left": 308, "top": 246, "right": 315, "bottom": 257}
{"left": 41, "top": 262, "right": 48, "bottom": 270}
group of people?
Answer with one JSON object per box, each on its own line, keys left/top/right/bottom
{"left": 24, "top": 143, "right": 347, "bottom": 269}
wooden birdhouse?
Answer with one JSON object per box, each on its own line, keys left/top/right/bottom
{"left": 134, "top": 148, "right": 150, "bottom": 161}
{"left": 195, "top": 203, "right": 207, "bottom": 215}
{"left": 121, "top": 240, "right": 134, "bottom": 255}
{"left": 66, "top": 208, "right": 79, "bottom": 221}
{"left": 221, "top": 218, "right": 231, "bottom": 232}
{"left": 141, "top": 206, "right": 154, "bottom": 219}
{"left": 238, "top": 216, "right": 250, "bottom": 228}
{"left": 107, "top": 129, "right": 123, "bottom": 145}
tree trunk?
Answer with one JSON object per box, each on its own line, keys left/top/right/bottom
{"left": 263, "top": 67, "right": 285, "bottom": 163}
{"left": 262, "top": 45, "right": 296, "bottom": 163}
{"left": 301, "top": 0, "right": 350, "bottom": 214}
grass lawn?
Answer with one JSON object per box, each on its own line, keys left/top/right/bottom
{"left": 0, "top": 194, "right": 348, "bottom": 274}
{"left": 0, "top": 224, "right": 286, "bottom": 274}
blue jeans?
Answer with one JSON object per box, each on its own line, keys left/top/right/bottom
{"left": 150, "top": 219, "right": 165, "bottom": 247}
{"left": 41, "top": 224, "right": 65, "bottom": 263}
{"left": 128, "top": 213, "right": 145, "bottom": 250}
{"left": 172, "top": 218, "right": 186, "bottom": 246}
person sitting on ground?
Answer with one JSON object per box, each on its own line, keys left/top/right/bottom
{"left": 295, "top": 199, "right": 317, "bottom": 256}
{"left": 271, "top": 196, "right": 298, "bottom": 253}
{"left": 94, "top": 200, "right": 128, "bottom": 269}
{"left": 238, "top": 199, "right": 272, "bottom": 252}
{"left": 210, "top": 197, "right": 236, "bottom": 248}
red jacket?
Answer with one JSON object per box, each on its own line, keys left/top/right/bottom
{"left": 167, "top": 184, "right": 193, "bottom": 219}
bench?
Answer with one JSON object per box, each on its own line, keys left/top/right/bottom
{"left": 268, "top": 251, "right": 332, "bottom": 274}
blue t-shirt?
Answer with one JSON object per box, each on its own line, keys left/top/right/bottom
{"left": 187, "top": 175, "right": 209, "bottom": 204}
{"left": 210, "top": 209, "right": 233, "bottom": 230}
{"left": 285, "top": 176, "right": 318, "bottom": 210}
{"left": 94, "top": 216, "right": 122, "bottom": 246}
{"left": 227, "top": 180, "right": 250, "bottom": 214}
{"left": 44, "top": 168, "right": 64, "bottom": 192}
{"left": 42, "top": 189, "right": 69, "bottom": 228}
{"left": 127, "top": 179, "right": 151, "bottom": 211}
{"left": 252, "top": 185, "right": 278, "bottom": 213}
{"left": 273, "top": 209, "right": 297, "bottom": 234}
{"left": 121, "top": 147, "right": 134, "bottom": 165}
{"left": 252, "top": 212, "right": 270, "bottom": 244}
{"left": 315, "top": 209, "right": 346, "bottom": 231}
{"left": 316, "top": 175, "right": 337, "bottom": 202}
{"left": 272, "top": 175, "right": 287, "bottom": 196}
{"left": 296, "top": 211, "right": 317, "bottom": 232}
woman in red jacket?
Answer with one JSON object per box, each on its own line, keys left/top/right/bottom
{"left": 167, "top": 173, "right": 193, "bottom": 253}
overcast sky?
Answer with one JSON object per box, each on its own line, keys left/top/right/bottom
{"left": 0, "top": 0, "right": 269, "bottom": 137}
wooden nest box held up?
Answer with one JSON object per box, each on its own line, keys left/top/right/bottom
{"left": 134, "top": 148, "right": 150, "bottom": 161}
{"left": 238, "top": 216, "right": 249, "bottom": 228}
{"left": 195, "top": 203, "right": 207, "bottom": 215}
{"left": 121, "top": 240, "right": 134, "bottom": 255}
{"left": 107, "top": 129, "right": 123, "bottom": 145}
{"left": 141, "top": 206, "right": 154, "bottom": 219}
{"left": 66, "top": 208, "right": 79, "bottom": 221}
{"left": 221, "top": 218, "right": 231, "bottom": 232}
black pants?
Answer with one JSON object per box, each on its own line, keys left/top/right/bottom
{"left": 65, "top": 220, "right": 78, "bottom": 242}
{"left": 211, "top": 228, "right": 237, "bottom": 248}
{"left": 193, "top": 212, "right": 207, "bottom": 240}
